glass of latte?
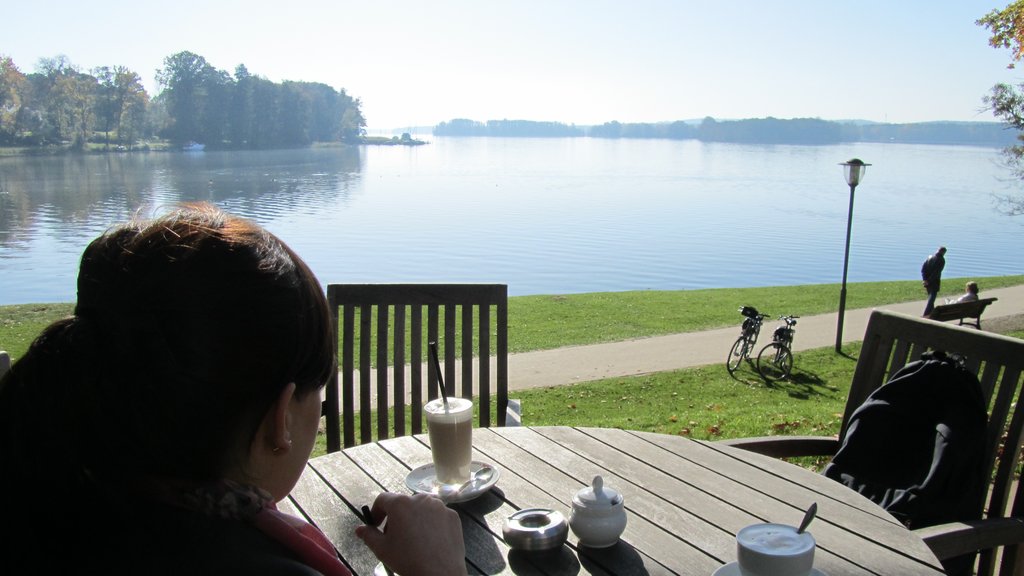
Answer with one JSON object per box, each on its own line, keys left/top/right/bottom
{"left": 424, "top": 397, "right": 474, "bottom": 486}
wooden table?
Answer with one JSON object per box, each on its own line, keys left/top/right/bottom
{"left": 284, "top": 426, "right": 945, "bottom": 575}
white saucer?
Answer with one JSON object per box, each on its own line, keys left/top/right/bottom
{"left": 712, "top": 562, "right": 826, "bottom": 576}
{"left": 404, "top": 461, "right": 500, "bottom": 503}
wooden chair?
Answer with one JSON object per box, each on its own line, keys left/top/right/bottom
{"left": 323, "top": 284, "right": 510, "bottom": 451}
{"left": 721, "top": 310, "right": 1024, "bottom": 576}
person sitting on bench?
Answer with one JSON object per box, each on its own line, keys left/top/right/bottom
{"left": 956, "top": 281, "right": 980, "bottom": 303}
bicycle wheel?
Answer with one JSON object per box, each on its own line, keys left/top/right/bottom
{"left": 727, "top": 336, "right": 750, "bottom": 373}
{"left": 757, "top": 342, "right": 793, "bottom": 382}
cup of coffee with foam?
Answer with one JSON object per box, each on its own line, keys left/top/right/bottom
{"left": 424, "top": 397, "right": 474, "bottom": 486}
{"left": 736, "top": 523, "right": 815, "bottom": 576}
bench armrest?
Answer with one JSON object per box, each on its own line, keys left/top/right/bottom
{"left": 717, "top": 435, "right": 840, "bottom": 458}
{"left": 916, "top": 517, "right": 1024, "bottom": 560}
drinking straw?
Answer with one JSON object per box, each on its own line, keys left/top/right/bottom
{"left": 428, "top": 341, "right": 449, "bottom": 407}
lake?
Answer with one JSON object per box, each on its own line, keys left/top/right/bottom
{"left": 1, "top": 137, "right": 1022, "bottom": 305}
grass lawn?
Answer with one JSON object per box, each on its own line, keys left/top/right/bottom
{"left": 312, "top": 343, "right": 861, "bottom": 460}
{"left": 4, "top": 275, "right": 1022, "bottom": 362}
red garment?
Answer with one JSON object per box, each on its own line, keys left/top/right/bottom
{"left": 254, "top": 503, "right": 352, "bottom": 576}
{"left": 171, "top": 478, "right": 353, "bottom": 576}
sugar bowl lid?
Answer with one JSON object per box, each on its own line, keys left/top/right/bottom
{"left": 573, "top": 475, "right": 623, "bottom": 509}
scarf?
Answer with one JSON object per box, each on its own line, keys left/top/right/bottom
{"left": 176, "top": 479, "right": 353, "bottom": 576}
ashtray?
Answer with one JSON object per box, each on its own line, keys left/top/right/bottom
{"left": 503, "top": 508, "right": 569, "bottom": 552}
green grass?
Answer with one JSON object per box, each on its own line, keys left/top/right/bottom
{"left": 507, "top": 275, "right": 1024, "bottom": 352}
{"left": 0, "top": 303, "right": 74, "bottom": 360}
{"left": 514, "top": 343, "right": 858, "bottom": 441}
{"left": 3, "top": 275, "right": 1020, "bottom": 362}
{"left": 319, "top": 343, "right": 860, "bottom": 460}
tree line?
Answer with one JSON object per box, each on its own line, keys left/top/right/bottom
{"left": 434, "top": 116, "right": 1017, "bottom": 146}
{"left": 0, "top": 51, "right": 365, "bottom": 150}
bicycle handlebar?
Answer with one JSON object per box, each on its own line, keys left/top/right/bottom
{"left": 738, "top": 307, "right": 770, "bottom": 320}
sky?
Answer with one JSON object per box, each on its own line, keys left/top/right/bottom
{"left": 5, "top": 1, "right": 1022, "bottom": 130}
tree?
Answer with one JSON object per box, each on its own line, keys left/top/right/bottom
{"left": 979, "top": 2, "right": 1024, "bottom": 68}
{"left": 978, "top": 1, "right": 1024, "bottom": 215}
{"left": 0, "top": 55, "right": 27, "bottom": 144}
{"left": 114, "top": 67, "right": 148, "bottom": 147}
{"left": 92, "top": 66, "right": 118, "bottom": 147}
{"left": 36, "top": 57, "right": 97, "bottom": 149}
{"left": 156, "top": 51, "right": 230, "bottom": 145}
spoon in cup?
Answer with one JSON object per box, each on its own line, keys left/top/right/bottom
{"left": 437, "top": 465, "right": 496, "bottom": 503}
{"left": 797, "top": 502, "right": 818, "bottom": 534}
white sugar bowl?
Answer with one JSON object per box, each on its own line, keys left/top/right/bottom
{"left": 569, "top": 475, "right": 627, "bottom": 548}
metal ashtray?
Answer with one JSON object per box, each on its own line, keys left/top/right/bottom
{"left": 503, "top": 508, "right": 569, "bottom": 552}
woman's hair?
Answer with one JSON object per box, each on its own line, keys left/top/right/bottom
{"left": 0, "top": 203, "right": 333, "bottom": 489}
{"left": 966, "top": 281, "right": 979, "bottom": 294}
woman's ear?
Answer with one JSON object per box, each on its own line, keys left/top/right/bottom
{"left": 263, "top": 382, "right": 297, "bottom": 455}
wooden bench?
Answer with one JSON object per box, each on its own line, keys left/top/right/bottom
{"left": 927, "top": 297, "right": 998, "bottom": 329}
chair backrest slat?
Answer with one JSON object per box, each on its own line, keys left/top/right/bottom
{"left": 846, "top": 310, "right": 1024, "bottom": 576}
{"left": 324, "top": 284, "right": 509, "bottom": 451}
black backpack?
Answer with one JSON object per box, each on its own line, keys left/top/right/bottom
{"left": 823, "top": 351, "right": 987, "bottom": 530}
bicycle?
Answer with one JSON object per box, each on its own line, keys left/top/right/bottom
{"left": 726, "top": 306, "right": 769, "bottom": 374}
{"left": 757, "top": 315, "right": 799, "bottom": 382}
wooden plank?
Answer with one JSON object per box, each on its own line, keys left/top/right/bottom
{"left": 377, "top": 433, "right": 600, "bottom": 576}
{"left": 411, "top": 303, "right": 424, "bottom": 434}
{"left": 393, "top": 305, "right": 406, "bottom": 437}
{"left": 479, "top": 303, "right": 492, "bottom": 427}
{"left": 466, "top": 428, "right": 673, "bottom": 575}
{"left": 290, "top": 456, "right": 384, "bottom": 575}
{"left": 358, "top": 303, "right": 372, "bottom": 445}
{"left": 462, "top": 303, "right": 473, "bottom": 400}
{"left": 376, "top": 303, "right": 389, "bottom": 439}
{"left": 362, "top": 434, "right": 606, "bottom": 575}
{"left": 477, "top": 426, "right": 721, "bottom": 575}
{"left": 534, "top": 427, "right": 882, "bottom": 575}
{"left": 305, "top": 442, "right": 481, "bottom": 575}
{"left": 626, "top": 429, "right": 945, "bottom": 575}
{"left": 341, "top": 303, "right": 355, "bottom": 450}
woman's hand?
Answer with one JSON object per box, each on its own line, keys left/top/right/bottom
{"left": 355, "top": 492, "right": 467, "bottom": 576}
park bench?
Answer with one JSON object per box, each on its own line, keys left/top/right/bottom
{"left": 927, "top": 297, "right": 998, "bottom": 329}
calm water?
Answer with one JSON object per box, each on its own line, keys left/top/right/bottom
{"left": 1, "top": 138, "right": 1022, "bottom": 305}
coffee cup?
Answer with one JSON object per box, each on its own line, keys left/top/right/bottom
{"left": 736, "top": 523, "right": 815, "bottom": 576}
{"left": 424, "top": 397, "right": 474, "bottom": 486}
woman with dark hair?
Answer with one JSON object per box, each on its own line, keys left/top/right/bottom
{"left": 0, "top": 204, "right": 465, "bottom": 575}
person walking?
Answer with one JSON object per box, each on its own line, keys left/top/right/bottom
{"left": 921, "top": 246, "right": 947, "bottom": 316}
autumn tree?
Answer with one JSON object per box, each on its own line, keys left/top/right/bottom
{"left": 0, "top": 55, "right": 27, "bottom": 144}
{"left": 978, "top": 1, "right": 1024, "bottom": 214}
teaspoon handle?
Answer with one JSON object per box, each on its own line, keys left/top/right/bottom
{"left": 797, "top": 502, "right": 817, "bottom": 534}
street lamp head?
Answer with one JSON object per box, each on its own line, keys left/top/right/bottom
{"left": 840, "top": 158, "right": 871, "bottom": 187}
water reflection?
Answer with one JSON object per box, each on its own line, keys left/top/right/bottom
{"left": 1, "top": 139, "right": 1022, "bottom": 305}
{"left": 0, "top": 147, "right": 362, "bottom": 303}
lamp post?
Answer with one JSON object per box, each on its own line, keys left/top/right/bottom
{"left": 835, "top": 158, "right": 870, "bottom": 352}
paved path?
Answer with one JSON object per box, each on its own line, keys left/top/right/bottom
{"left": 508, "top": 285, "right": 1024, "bottom": 391}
